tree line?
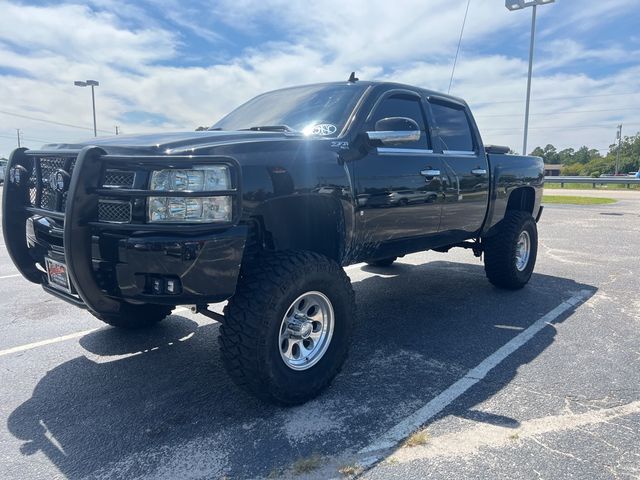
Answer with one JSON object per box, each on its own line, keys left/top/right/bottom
{"left": 530, "top": 132, "right": 640, "bottom": 177}
{"left": 531, "top": 132, "right": 640, "bottom": 177}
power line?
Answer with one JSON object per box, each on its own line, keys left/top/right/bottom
{"left": 472, "top": 91, "right": 640, "bottom": 105}
{"left": 0, "top": 109, "right": 112, "bottom": 134}
{"left": 448, "top": 0, "right": 471, "bottom": 94}
{"left": 0, "top": 133, "right": 55, "bottom": 143}
{"left": 483, "top": 123, "right": 640, "bottom": 132}
{"left": 475, "top": 107, "right": 639, "bottom": 118}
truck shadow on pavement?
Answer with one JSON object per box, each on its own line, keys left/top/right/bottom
{"left": 7, "top": 260, "right": 596, "bottom": 479}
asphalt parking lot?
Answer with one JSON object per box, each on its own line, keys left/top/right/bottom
{"left": 1, "top": 188, "right": 639, "bottom": 479}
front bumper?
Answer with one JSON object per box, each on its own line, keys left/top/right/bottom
{"left": 2, "top": 146, "right": 246, "bottom": 316}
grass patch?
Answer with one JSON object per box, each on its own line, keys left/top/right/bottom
{"left": 542, "top": 195, "right": 616, "bottom": 205}
{"left": 338, "top": 464, "right": 364, "bottom": 477}
{"left": 403, "top": 430, "right": 430, "bottom": 448}
{"left": 545, "top": 183, "right": 639, "bottom": 191}
{"left": 292, "top": 454, "right": 322, "bottom": 475}
{"left": 267, "top": 467, "right": 284, "bottom": 478}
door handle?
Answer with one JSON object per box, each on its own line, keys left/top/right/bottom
{"left": 420, "top": 169, "right": 441, "bottom": 177}
{"left": 471, "top": 168, "right": 487, "bottom": 176}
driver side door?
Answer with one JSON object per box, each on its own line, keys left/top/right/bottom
{"left": 354, "top": 90, "right": 443, "bottom": 252}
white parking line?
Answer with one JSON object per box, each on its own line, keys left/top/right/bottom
{"left": 0, "top": 328, "right": 101, "bottom": 357}
{"left": 0, "top": 274, "right": 21, "bottom": 280}
{"left": 359, "top": 289, "right": 591, "bottom": 455}
{"left": 0, "top": 306, "right": 210, "bottom": 358}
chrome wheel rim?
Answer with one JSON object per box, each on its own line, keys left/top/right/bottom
{"left": 279, "top": 291, "right": 334, "bottom": 371}
{"left": 515, "top": 230, "right": 531, "bottom": 271}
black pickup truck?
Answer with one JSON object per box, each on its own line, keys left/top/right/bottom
{"left": 3, "top": 79, "right": 544, "bottom": 404}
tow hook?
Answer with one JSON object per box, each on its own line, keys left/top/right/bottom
{"left": 191, "top": 304, "right": 225, "bottom": 323}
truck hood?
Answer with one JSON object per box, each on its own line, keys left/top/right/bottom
{"left": 40, "top": 130, "right": 298, "bottom": 154}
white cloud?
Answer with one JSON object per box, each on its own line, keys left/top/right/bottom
{"left": 0, "top": 0, "right": 638, "bottom": 158}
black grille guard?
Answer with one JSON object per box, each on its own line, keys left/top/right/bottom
{"left": 2, "top": 146, "right": 242, "bottom": 316}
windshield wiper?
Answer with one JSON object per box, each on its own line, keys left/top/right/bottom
{"left": 243, "top": 125, "right": 299, "bottom": 133}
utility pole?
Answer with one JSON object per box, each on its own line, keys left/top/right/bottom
{"left": 16, "top": 129, "right": 21, "bottom": 148}
{"left": 615, "top": 124, "right": 622, "bottom": 175}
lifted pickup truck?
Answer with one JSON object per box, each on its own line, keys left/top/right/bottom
{"left": 3, "top": 78, "right": 543, "bottom": 404}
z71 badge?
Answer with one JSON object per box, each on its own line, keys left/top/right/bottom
{"left": 331, "top": 141, "right": 349, "bottom": 150}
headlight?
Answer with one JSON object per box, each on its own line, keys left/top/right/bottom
{"left": 148, "top": 196, "right": 232, "bottom": 223}
{"left": 150, "top": 165, "right": 230, "bottom": 192}
{"left": 148, "top": 165, "right": 233, "bottom": 223}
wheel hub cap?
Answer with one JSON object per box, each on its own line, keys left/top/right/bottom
{"left": 279, "top": 291, "right": 335, "bottom": 371}
{"left": 515, "top": 230, "right": 531, "bottom": 272}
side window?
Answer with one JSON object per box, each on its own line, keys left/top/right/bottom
{"left": 430, "top": 102, "right": 474, "bottom": 152}
{"left": 370, "top": 94, "right": 429, "bottom": 149}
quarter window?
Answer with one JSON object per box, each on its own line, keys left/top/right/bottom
{"left": 430, "top": 102, "right": 474, "bottom": 152}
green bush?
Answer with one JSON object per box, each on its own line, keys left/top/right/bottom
{"left": 561, "top": 163, "right": 583, "bottom": 176}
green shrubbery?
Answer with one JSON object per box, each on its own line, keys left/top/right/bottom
{"left": 530, "top": 133, "right": 640, "bottom": 176}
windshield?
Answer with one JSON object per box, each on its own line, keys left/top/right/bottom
{"left": 211, "top": 83, "right": 368, "bottom": 136}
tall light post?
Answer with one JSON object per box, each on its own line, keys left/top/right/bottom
{"left": 506, "top": 0, "right": 555, "bottom": 155}
{"left": 74, "top": 79, "right": 99, "bottom": 137}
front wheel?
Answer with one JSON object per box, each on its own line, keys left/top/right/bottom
{"left": 219, "top": 251, "right": 355, "bottom": 405}
{"left": 483, "top": 211, "right": 538, "bottom": 290}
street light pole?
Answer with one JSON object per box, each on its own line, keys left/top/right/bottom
{"left": 522, "top": 5, "right": 537, "bottom": 156}
{"left": 90, "top": 83, "right": 97, "bottom": 137}
{"left": 74, "top": 79, "right": 100, "bottom": 137}
{"left": 505, "top": 0, "right": 555, "bottom": 155}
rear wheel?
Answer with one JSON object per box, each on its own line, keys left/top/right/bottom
{"left": 366, "top": 257, "right": 397, "bottom": 267}
{"left": 219, "top": 251, "right": 355, "bottom": 405}
{"left": 483, "top": 211, "right": 538, "bottom": 290}
{"left": 92, "top": 303, "right": 173, "bottom": 329}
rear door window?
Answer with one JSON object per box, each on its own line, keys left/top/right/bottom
{"left": 430, "top": 102, "right": 474, "bottom": 152}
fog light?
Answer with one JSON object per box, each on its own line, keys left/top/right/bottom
{"left": 9, "top": 165, "right": 28, "bottom": 186}
{"left": 166, "top": 279, "right": 179, "bottom": 294}
{"left": 151, "top": 278, "right": 164, "bottom": 295}
{"left": 149, "top": 276, "right": 182, "bottom": 295}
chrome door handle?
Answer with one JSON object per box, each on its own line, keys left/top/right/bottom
{"left": 471, "top": 168, "right": 487, "bottom": 176}
{"left": 420, "top": 169, "right": 441, "bottom": 177}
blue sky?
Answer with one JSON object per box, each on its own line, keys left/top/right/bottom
{"left": 0, "top": 0, "right": 639, "bottom": 158}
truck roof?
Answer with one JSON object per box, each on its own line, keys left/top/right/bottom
{"left": 271, "top": 81, "right": 469, "bottom": 107}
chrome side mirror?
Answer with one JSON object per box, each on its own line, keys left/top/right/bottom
{"left": 366, "top": 117, "right": 421, "bottom": 146}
